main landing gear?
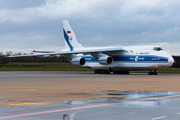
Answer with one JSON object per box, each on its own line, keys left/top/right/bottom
{"left": 113, "top": 71, "right": 129, "bottom": 75}
{"left": 94, "top": 69, "right": 130, "bottom": 75}
{"left": 94, "top": 69, "right": 111, "bottom": 74}
{"left": 148, "top": 70, "right": 158, "bottom": 75}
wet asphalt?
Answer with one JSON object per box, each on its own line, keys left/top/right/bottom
{"left": 1, "top": 91, "right": 180, "bottom": 119}
{"left": 0, "top": 72, "right": 180, "bottom": 120}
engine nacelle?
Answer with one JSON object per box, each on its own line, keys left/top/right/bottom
{"left": 71, "top": 57, "right": 86, "bottom": 66}
{"left": 98, "top": 56, "right": 113, "bottom": 65}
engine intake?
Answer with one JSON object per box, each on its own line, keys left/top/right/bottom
{"left": 71, "top": 57, "right": 86, "bottom": 66}
{"left": 98, "top": 56, "right": 113, "bottom": 65}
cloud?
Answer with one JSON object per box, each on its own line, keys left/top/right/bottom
{"left": 0, "top": 0, "right": 47, "bottom": 9}
{"left": 0, "top": 0, "right": 180, "bottom": 55}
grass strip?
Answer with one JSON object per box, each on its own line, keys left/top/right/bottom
{"left": 0, "top": 62, "right": 179, "bottom": 74}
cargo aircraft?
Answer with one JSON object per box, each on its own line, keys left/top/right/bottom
{"left": 5, "top": 20, "right": 174, "bottom": 75}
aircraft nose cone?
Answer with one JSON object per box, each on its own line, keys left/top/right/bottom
{"left": 168, "top": 56, "right": 174, "bottom": 67}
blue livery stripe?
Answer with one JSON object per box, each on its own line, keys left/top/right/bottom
{"left": 63, "top": 29, "right": 73, "bottom": 51}
{"left": 82, "top": 55, "right": 168, "bottom": 63}
{"left": 113, "top": 55, "right": 168, "bottom": 62}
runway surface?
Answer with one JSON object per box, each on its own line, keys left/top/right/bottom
{"left": 1, "top": 91, "right": 180, "bottom": 120}
{"left": 0, "top": 72, "right": 180, "bottom": 119}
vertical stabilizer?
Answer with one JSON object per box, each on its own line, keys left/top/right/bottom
{"left": 62, "top": 20, "right": 83, "bottom": 51}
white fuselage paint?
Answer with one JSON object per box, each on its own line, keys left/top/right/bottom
{"left": 71, "top": 46, "right": 174, "bottom": 71}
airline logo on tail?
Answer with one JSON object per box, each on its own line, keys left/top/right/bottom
{"left": 67, "top": 30, "right": 73, "bottom": 41}
{"left": 69, "top": 36, "right": 72, "bottom": 41}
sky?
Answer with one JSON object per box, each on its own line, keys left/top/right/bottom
{"left": 0, "top": 0, "right": 180, "bottom": 55}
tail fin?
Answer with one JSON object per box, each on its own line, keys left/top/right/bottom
{"left": 62, "top": 20, "right": 83, "bottom": 51}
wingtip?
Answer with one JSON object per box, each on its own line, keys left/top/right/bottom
{"left": 32, "top": 50, "right": 36, "bottom": 52}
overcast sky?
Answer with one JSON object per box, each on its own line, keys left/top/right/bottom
{"left": 0, "top": 0, "right": 180, "bottom": 55}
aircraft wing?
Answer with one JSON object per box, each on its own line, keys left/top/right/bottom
{"left": 4, "top": 47, "right": 124, "bottom": 58}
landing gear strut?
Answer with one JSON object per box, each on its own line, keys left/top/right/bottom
{"left": 148, "top": 70, "right": 158, "bottom": 75}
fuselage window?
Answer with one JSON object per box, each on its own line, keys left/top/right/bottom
{"left": 153, "top": 47, "right": 163, "bottom": 51}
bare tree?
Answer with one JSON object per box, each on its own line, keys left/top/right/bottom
{"left": 18, "top": 52, "right": 22, "bottom": 55}
{"left": 0, "top": 51, "right": 3, "bottom": 57}
{"left": 5, "top": 51, "right": 13, "bottom": 56}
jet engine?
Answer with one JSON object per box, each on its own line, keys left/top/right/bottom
{"left": 98, "top": 56, "right": 113, "bottom": 65}
{"left": 71, "top": 57, "right": 86, "bottom": 66}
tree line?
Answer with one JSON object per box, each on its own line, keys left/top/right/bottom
{"left": 0, "top": 51, "right": 180, "bottom": 68}
{"left": 172, "top": 56, "right": 180, "bottom": 68}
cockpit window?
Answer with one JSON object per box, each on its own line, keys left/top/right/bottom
{"left": 153, "top": 47, "right": 163, "bottom": 51}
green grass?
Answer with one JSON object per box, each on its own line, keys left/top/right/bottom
{"left": 0, "top": 62, "right": 180, "bottom": 74}
{"left": 131, "top": 67, "right": 180, "bottom": 74}
{"left": 0, "top": 62, "right": 93, "bottom": 71}
{"left": 157, "top": 68, "right": 180, "bottom": 74}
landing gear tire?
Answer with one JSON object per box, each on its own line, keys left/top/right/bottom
{"left": 94, "top": 69, "right": 97, "bottom": 74}
{"left": 148, "top": 71, "right": 158, "bottom": 75}
{"left": 113, "top": 71, "right": 130, "bottom": 75}
{"left": 94, "top": 69, "right": 111, "bottom": 74}
{"left": 97, "top": 69, "right": 100, "bottom": 74}
{"left": 107, "top": 70, "right": 111, "bottom": 74}
{"left": 148, "top": 72, "right": 152, "bottom": 75}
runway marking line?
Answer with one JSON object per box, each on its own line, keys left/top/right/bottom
{"left": 151, "top": 116, "right": 167, "bottom": 120}
{"left": 0, "top": 94, "right": 180, "bottom": 119}
{"left": 9, "top": 102, "right": 38, "bottom": 106}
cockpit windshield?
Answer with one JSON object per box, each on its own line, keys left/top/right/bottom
{"left": 153, "top": 47, "right": 163, "bottom": 51}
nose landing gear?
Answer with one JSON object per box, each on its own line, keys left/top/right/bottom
{"left": 148, "top": 70, "right": 158, "bottom": 75}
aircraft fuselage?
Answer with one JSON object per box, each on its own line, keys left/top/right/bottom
{"left": 80, "top": 46, "right": 174, "bottom": 72}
